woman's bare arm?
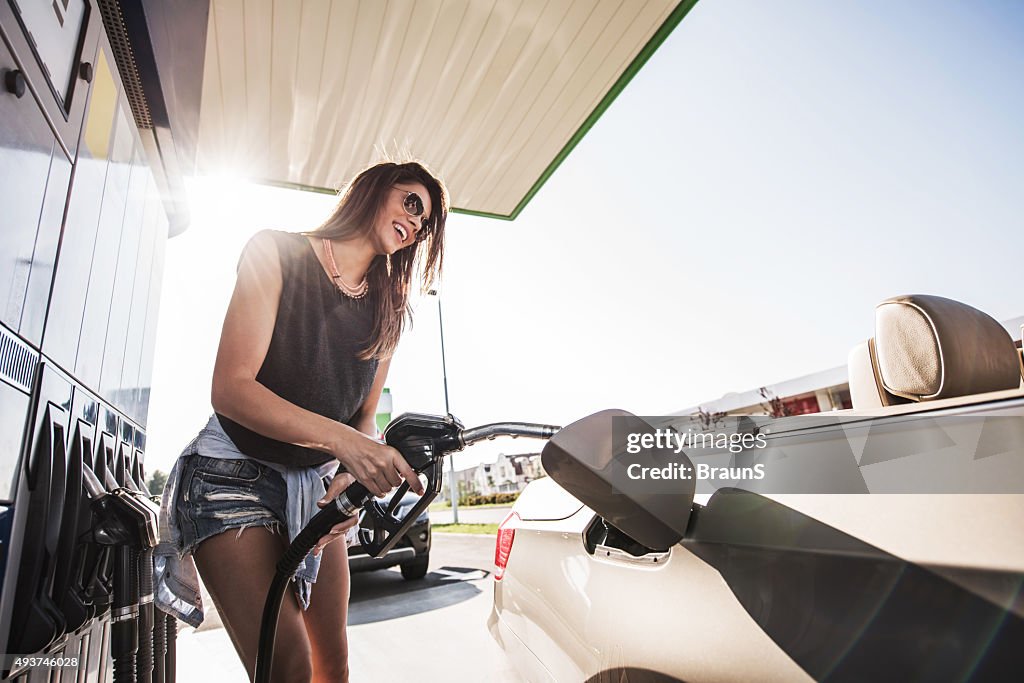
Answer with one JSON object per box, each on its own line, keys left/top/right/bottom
{"left": 210, "top": 231, "right": 421, "bottom": 496}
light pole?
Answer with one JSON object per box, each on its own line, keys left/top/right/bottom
{"left": 428, "top": 290, "right": 459, "bottom": 523}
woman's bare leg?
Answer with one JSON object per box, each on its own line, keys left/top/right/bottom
{"left": 302, "top": 540, "right": 351, "bottom": 683}
{"left": 194, "top": 526, "right": 313, "bottom": 682}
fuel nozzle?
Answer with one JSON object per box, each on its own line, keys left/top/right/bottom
{"left": 345, "top": 413, "right": 463, "bottom": 557}
{"left": 352, "top": 413, "right": 560, "bottom": 558}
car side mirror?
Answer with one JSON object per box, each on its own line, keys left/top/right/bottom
{"left": 541, "top": 409, "right": 693, "bottom": 551}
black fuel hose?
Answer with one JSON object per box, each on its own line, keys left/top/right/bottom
{"left": 111, "top": 546, "right": 139, "bottom": 683}
{"left": 152, "top": 605, "right": 166, "bottom": 683}
{"left": 137, "top": 546, "right": 155, "bottom": 683}
{"left": 254, "top": 482, "right": 370, "bottom": 683}
{"left": 164, "top": 613, "right": 176, "bottom": 682}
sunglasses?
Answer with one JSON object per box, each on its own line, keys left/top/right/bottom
{"left": 394, "top": 187, "right": 433, "bottom": 240}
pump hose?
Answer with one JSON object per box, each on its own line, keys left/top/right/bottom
{"left": 254, "top": 482, "right": 369, "bottom": 683}
{"left": 137, "top": 548, "right": 155, "bottom": 683}
{"left": 112, "top": 546, "right": 139, "bottom": 683}
{"left": 152, "top": 603, "right": 166, "bottom": 683}
{"left": 164, "top": 613, "right": 176, "bottom": 682}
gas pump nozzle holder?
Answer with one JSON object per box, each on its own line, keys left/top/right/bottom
{"left": 82, "top": 463, "right": 160, "bottom": 682}
{"left": 82, "top": 465, "right": 159, "bottom": 549}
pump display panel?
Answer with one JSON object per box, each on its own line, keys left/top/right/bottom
{"left": 8, "top": 0, "right": 89, "bottom": 111}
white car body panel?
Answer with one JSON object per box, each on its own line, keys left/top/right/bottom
{"left": 492, "top": 482, "right": 1024, "bottom": 681}
{"left": 492, "top": 503, "right": 813, "bottom": 682}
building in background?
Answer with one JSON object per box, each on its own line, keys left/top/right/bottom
{"left": 678, "top": 316, "right": 1024, "bottom": 419}
{"left": 677, "top": 364, "right": 853, "bottom": 418}
{"left": 446, "top": 452, "right": 545, "bottom": 499}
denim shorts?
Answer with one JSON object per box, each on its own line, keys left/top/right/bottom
{"left": 176, "top": 454, "right": 288, "bottom": 553}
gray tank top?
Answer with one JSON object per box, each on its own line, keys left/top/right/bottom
{"left": 217, "top": 230, "right": 379, "bottom": 466}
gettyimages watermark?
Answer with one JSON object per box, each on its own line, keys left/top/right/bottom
{"left": 624, "top": 426, "right": 769, "bottom": 483}
{"left": 607, "top": 412, "right": 1024, "bottom": 495}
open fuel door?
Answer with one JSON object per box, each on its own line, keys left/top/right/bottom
{"left": 541, "top": 409, "right": 693, "bottom": 552}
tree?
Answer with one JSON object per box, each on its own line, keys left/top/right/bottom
{"left": 758, "top": 386, "right": 791, "bottom": 418}
{"left": 147, "top": 469, "right": 168, "bottom": 496}
{"left": 695, "top": 406, "right": 727, "bottom": 431}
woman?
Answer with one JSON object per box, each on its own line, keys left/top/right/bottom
{"left": 167, "top": 161, "right": 447, "bottom": 682}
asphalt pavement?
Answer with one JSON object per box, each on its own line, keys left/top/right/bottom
{"left": 174, "top": 533, "right": 522, "bottom": 682}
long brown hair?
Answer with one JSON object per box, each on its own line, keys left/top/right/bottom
{"left": 307, "top": 161, "right": 448, "bottom": 360}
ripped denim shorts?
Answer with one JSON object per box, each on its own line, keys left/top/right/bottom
{"left": 176, "top": 454, "right": 287, "bottom": 552}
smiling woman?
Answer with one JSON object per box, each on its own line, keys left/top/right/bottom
{"left": 156, "top": 160, "right": 449, "bottom": 683}
{"left": 303, "top": 163, "right": 448, "bottom": 361}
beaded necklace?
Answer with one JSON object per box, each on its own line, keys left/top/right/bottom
{"left": 322, "top": 238, "right": 369, "bottom": 299}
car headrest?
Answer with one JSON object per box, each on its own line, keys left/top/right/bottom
{"left": 872, "top": 295, "right": 1019, "bottom": 402}
{"left": 847, "top": 339, "right": 895, "bottom": 409}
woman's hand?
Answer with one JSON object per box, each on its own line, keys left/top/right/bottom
{"left": 330, "top": 433, "right": 425, "bottom": 498}
{"left": 314, "top": 472, "right": 361, "bottom": 556}
{"left": 311, "top": 517, "right": 359, "bottom": 557}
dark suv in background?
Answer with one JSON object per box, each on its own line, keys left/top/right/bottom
{"left": 347, "top": 490, "right": 431, "bottom": 580}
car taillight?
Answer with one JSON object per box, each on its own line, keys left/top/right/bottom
{"left": 494, "top": 511, "right": 520, "bottom": 581}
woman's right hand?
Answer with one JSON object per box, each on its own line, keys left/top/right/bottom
{"left": 332, "top": 433, "right": 425, "bottom": 498}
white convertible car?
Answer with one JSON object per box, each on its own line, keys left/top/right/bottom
{"left": 489, "top": 295, "right": 1024, "bottom": 682}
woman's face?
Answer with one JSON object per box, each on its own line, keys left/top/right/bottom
{"left": 373, "top": 181, "right": 433, "bottom": 255}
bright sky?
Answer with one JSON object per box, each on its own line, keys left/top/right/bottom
{"left": 146, "top": 0, "right": 1024, "bottom": 474}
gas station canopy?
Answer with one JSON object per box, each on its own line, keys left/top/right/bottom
{"left": 196, "top": 0, "right": 695, "bottom": 219}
